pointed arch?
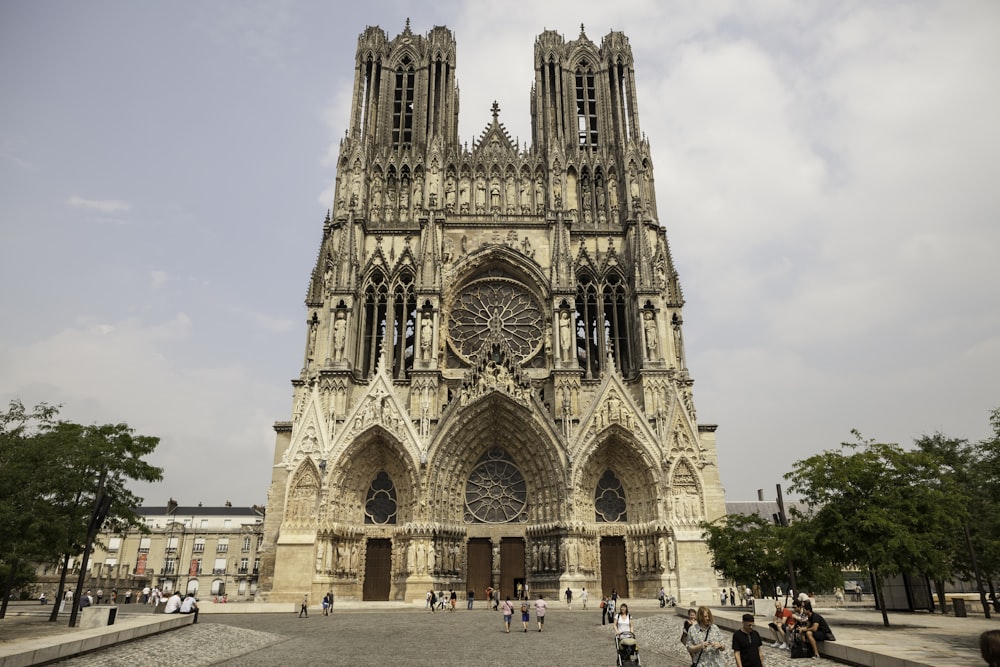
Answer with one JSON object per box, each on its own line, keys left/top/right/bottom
{"left": 285, "top": 460, "right": 322, "bottom": 526}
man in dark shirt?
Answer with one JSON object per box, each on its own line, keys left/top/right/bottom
{"left": 798, "top": 603, "right": 835, "bottom": 657}
{"left": 732, "top": 613, "right": 765, "bottom": 667}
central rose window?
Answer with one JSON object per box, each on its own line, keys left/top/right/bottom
{"left": 447, "top": 277, "right": 544, "bottom": 363}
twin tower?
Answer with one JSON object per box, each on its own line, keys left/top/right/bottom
{"left": 258, "top": 21, "right": 726, "bottom": 604}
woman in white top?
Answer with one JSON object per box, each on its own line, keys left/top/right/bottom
{"left": 615, "top": 603, "right": 634, "bottom": 636}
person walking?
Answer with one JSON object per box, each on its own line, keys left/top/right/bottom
{"left": 520, "top": 599, "right": 530, "bottom": 632}
{"left": 298, "top": 594, "right": 309, "bottom": 618}
{"left": 687, "top": 606, "right": 727, "bottom": 667}
{"left": 733, "top": 613, "right": 765, "bottom": 667}
{"left": 534, "top": 594, "right": 548, "bottom": 632}
{"left": 580, "top": 587, "right": 588, "bottom": 610}
{"left": 600, "top": 596, "right": 609, "bottom": 625}
{"left": 614, "top": 603, "right": 634, "bottom": 636}
{"left": 500, "top": 596, "right": 514, "bottom": 633}
{"left": 565, "top": 586, "right": 573, "bottom": 609}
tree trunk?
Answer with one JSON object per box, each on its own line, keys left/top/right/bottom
{"left": 48, "top": 553, "right": 72, "bottom": 622}
{"left": 0, "top": 561, "right": 17, "bottom": 619}
{"left": 872, "top": 571, "right": 891, "bottom": 627}
{"left": 934, "top": 579, "right": 947, "bottom": 614}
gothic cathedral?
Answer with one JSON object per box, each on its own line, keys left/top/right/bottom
{"left": 258, "top": 22, "right": 726, "bottom": 604}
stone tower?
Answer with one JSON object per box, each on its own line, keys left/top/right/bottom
{"left": 258, "top": 22, "right": 726, "bottom": 604}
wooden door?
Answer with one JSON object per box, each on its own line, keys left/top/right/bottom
{"left": 362, "top": 538, "right": 391, "bottom": 601}
{"left": 600, "top": 536, "right": 629, "bottom": 597}
{"left": 466, "top": 538, "right": 492, "bottom": 602}
{"left": 499, "top": 538, "right": 525, "bottom": 601}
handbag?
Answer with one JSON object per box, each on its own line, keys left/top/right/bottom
{"left": 790, "top": 636, "right": 813, "bottom": 659}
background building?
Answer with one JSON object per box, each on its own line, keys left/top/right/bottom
{"left": 34, "top": 505, "right": 265, "bottom": 601}
{"left": 259, "top": 22, "right": 727, "bottom": 603}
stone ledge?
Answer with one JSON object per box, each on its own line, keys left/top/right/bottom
{"left": 0, "top": 614, "right": 193, "bottom": 667}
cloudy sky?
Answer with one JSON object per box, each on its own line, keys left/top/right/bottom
{"left": 2, "top": 1, "right": 998, "bottom": 508}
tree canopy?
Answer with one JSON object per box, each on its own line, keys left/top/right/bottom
{"left": 0, "top": 399, "right": 163, "bottom": 612}
{"left": 699, "top": 408, "right": 999, "bottom": 627}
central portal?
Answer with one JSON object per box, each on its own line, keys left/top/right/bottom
{"left": 500, "top": 537, "right": 525, "bottom": 600}
{"left": 466, "top": 538, "right": 492, "bottom": 603}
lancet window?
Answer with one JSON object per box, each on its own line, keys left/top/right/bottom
{"left": 575, "top": 272, "right": 633, "bottom": 376}
{"left": 392, "top": 57, "right": 415, "bottom": 147}
{"left": 360, "top": 270, "right": 416, "bottom": 379}
{"left": 575, "top": 61, "right": 599, "bottom": 150}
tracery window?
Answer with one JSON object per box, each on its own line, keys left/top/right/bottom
{"left": 360, "top": 270, "right": 415, "bottom": 379}
{"left": 465, "top": 448, "right": 527, "bottom": 524}
{"left": 594, "top": 469, "right": 627, "bottom": 522}
{"left": 448, "top": 277, "right": 544, "bottom": 364}
{"left": 392, "top": 57, "right": 415, "bottom": 147}
{"left": 575, "top": 62, "right": 599, "bottom": 150}
{"left": 575, "top": 272, "right": 633, "bottom": 377}
{"left": 364, "top": 471, "right": 398, "bottom": 525}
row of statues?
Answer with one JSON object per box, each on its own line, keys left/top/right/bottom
{"left": 335, "top": 166, "right": 652, "bottom": 222}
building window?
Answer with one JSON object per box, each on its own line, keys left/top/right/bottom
{"left": 217, "top": 539, "right": 229, "bottom": 554}
{"left": 594, "top": 470, "right": 628, "bottom": 522}
{"left": 362, "top": 270, "right": 417, "bottom": 379}
{"left": 253, "top": 558, "right": 260, "bottom": 574}
{"left": 392, "top": 57, "right": 415, "bottom": 147}
{"left": 465, "top": 448, "right": 527, "bottom": 524}
{"left": 575, "top": 272, "right": 633, "bottom": 377}
{"left": 213, "top": 559, "right": 227, "bottom": 575}
{"left": 256, "top": 536, "right": 263, "bottom": 550}
{"left": 138, "top": 537, "right": 151, "bottom": 553}
{"left": 242, "top": 537, "right": 251, "bottom": 552}
{"left": 164, "top": 558, "right": 176, "bottom": 574}
{"left": 223, "top": 520, "right": 232, "bottom": 529}
{"left": 201, "top": 519, "right": 208, "bottom": 529}
{"left": 575, "top": 63, "right": 599, "bottom": 149}
{"left": 107, "top": 537, "right": 121, "bottom": 552}
{"left": 193, "top": 539, "right": 205, "bottom": 553}
{"left": 364, "top": 471, "right": 398, "bottom": 525}
{"left": 239, "top": 558, "right": 249, "bottom": 573}
{"left": 166, "top": 536, "right": 178, "bottom": 553}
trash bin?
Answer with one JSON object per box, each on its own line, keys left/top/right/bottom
{"left": 953, "top": 598, "right": 967, "bottom": 617}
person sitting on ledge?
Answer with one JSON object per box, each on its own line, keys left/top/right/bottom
{"left": 797, "top": 601, "right": 835, "bottom": 657}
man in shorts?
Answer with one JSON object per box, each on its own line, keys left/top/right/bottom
{"left": 534, "top": 594, "right": 548, "bottom": 632}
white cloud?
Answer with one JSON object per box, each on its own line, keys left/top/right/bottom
{"left": 150, "top": 270, "right": 169, "bottom": 288}
{"left": 67, "top": 196, "right": 132, "bottom": 214}
{"left": 0, "top": 312, "right": 282, "bottom": 506}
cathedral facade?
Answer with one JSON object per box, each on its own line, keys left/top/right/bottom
{"left": 258, "top": 22, "right": 726, "bottom": 604}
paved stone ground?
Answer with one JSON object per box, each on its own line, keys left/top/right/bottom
{"left": 38, "top": 605, "right": 860, "bottom": 667}
{"left": 40, "top": 606, "right": 699, "bottom": 667}
{"left": 6, "top": 599, "right": 994, "bottom": 666}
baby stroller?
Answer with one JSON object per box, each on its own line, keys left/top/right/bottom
{"left": 615, "top": 631, "right": 640, "bottom": 665}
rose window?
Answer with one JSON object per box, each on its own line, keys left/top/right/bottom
{"left": 448, "top": 278, "right": 544, "bottom": 363}
{"left": 465, "top": 448, "right": 528, "bottom": 523}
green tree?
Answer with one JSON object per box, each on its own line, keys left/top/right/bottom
{"left": 44, "top": 421, "right": 163, "bottom": 624}
{"left": 700, "top": 513, "right": 788, "bottom": 597}
{"left": 0, "top": 400, "right": 163, "bottom": 622}
{"left": 0, "top": 400, "right": 59, "bottom": 616}
{"left": 786, "top": 431, "right": 967, "bottom": 627}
